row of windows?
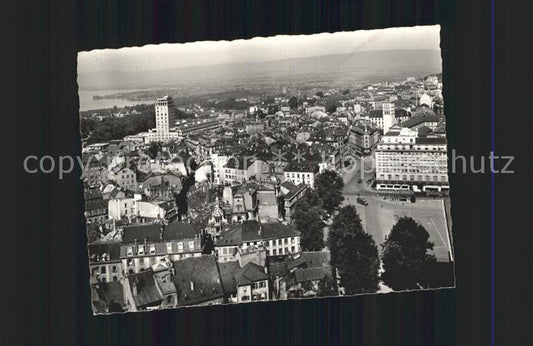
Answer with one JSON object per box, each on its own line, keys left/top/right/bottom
{"left": 285, "top": 173, "right": 312, "bottom": 179}
{"left": 271, "top": 246, "right": 296, "bottom": 256}
{"left": 378, "top": 174, "right": 447, "bottom": 182}
{"left": 98, "top": 265, "right": 118, "bottom": 274}
{"left": 126, "top": 241, "right": 196, "bottom": 256}
{"left": 252, "top": 281, "right": 267, "bottom": 289}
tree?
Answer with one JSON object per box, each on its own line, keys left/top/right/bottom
{"left": 80, "top": 117, "right": 97, "bottom": 138}
{"left": 146, "top": 142, "right": 162, "bottom": 159}
{"left": 288, "top": 96, "right": 298, "bottom": 109}
{"left": 314, "top": 170, "right": 344, "bottom": 214}
{"left": 201, "top": 234, "right": 215, "bottom": 254}
{"left": 315, "top": 91, "right": 324, "bottom": 98}
{"left": 325, "top": 97, "right": 340, "bottom": 113}
{"left": 381, "top": 216, "right": 437, "bottom": 291}
{"left": 328, "top": 206, "right": 380, "bottom": 295}
{"left": 299, "top": 188, "right": 322, "bottom": 209}
{"left": 317, "top": 275, "right": 338, "bottom": 297}
{"left": 291, "top": 190, "right": 325, "bottom": 250}
{"left": 292, "top": 201, "right": 325, "bottom": 251}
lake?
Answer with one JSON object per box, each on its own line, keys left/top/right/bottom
{"left": 78, "top": 89, "right": 152, "bottom": 112}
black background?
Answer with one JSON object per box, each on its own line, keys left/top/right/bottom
{"left": 1, "top": 0, "right": 531, "bottom": 345}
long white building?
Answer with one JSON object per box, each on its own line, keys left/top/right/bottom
{"left": 375, "top": 126, "right": 449, "bottom": 192}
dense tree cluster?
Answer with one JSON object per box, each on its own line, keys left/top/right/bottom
{"left": 83, "top": 113, "right": 155, "bottom": 144}
{"left": 314, "top": 170, "right": 344, "bottom": 214}
{"left": 316, "top": 275, "right": 338, "bottom": 297}
{"left": 210, "top": 97, "right": 251, "bottom": 110}
{"left": 291, "top": 190, "right": 325, "bottom": 251}
{"left": 381, "top": 216, "right": 437, "bottom": 291}
{"left": 325, "top": 97, "right": 340, "bottom": 113}
{"left": 328, "top": 205, "right": 380, "bottom": 295}
{"left": 288, "top": 96, "right": 298, "bottom": 109}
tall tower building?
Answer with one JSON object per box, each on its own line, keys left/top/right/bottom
{"left": 153, "top": 96, "right": 176, "bottom": 142}
{"left": 382, "top": 102, "right": 396, "bottom": 134}
{"left": 155, "top": 96, "right": 173, "bottom": 133}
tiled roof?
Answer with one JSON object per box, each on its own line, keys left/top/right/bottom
{"left": 294, "top": 266, "right": 332, "bottom": 283}
{"left": 122, "top": 223, "right": 162, "bottom": 243}
{"left": 283, "top": 160, "right": 319, "bottom": 173}
{"left": 172, "top": 255, "right": 224, "bottom": 306}
{"left": 85, "top": 198, "right": 108, "bottom": 212}
{"left": 88, "top": 240, "right": 122, "bottom": 262}
{"left": 233, "top": 262, "right": 268, "bottom": 286}
{"left": 403, "top": 114, "right": 440, "bottom": 127}
{"left": 280, "top": 182, "right": 308, "bottom": 200}
{"left": 217, "top": 260, "right": 240, "bottom": 295}
{"left": 415, "top": 137, "right": 447, "bottom": 145}
{"left": 215, "top": 221, "right": 300, "bottom": 246}
{"left": 127, "top": 269, "right": 163, "bottom": 308}
{"left": 163, "top": 222, "right": 199, "bottom": 240}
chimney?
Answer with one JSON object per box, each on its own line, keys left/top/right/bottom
{"left": 134, "top": 239, "right": 138, "bottom": 255}
{"left": 190, "top": 281, "right": 194, "bottom": 291}
{"left": 160, "top": 225, "right": 164, "bottom": 240}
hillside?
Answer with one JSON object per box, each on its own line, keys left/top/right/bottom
{"left": 78, "top": 49, "right": 442, "bottom": 91}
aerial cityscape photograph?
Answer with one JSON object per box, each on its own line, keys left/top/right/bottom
{"left": 78, "top": 25, "right": 455, "bottom": 314}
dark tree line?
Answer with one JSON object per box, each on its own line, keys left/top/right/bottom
{"left": 291, "top": 170, "right": 344, "bottom": 252}
{"left": 381, "top": 216, "right": 438, "bottom": 290}
{"left": 83, "top": 113, "right": 155, "bottom": 144}
{"left": 328, "top": 206, "right": 380, "bottom": 295}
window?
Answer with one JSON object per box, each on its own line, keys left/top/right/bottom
{"left": 112, "top": 265, "right": 117, "bottom": 273}
{"left": 149, "top": 244, "right": 156, "bottom": 254}
{"left": 189, "top": 240, "right": 195, "bottom": 251}
{"left": 284, "top": 238, "right": 288, "bottom": 245}
{"left": 291, "top": 238, "right": 295, "bottom": 244}
{"left": 127, "top": 247, "right": 133, "bottom": 256}
{"left": 101, "top": 266, "right": 106, "bottom": 274}
{"left": 166, "top": 242, "right": 173, "bottom": 253}
{"left": 138, "top": 245, "right": 144, "bottom": 255}
{"left": 178, "top": 242, "right": 183, "bottom": 252}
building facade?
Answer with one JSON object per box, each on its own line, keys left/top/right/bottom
{"left": 375, "top": 127, "right": 449, "bottom": 192}
{"left": 347, "top": 122, "right": 380, "bottom": 156}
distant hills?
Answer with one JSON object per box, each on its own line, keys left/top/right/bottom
{"left": 78, "top": 49, "right": 442, "bottom": 91}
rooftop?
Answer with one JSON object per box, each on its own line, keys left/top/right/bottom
{"left": 172, "top": 255, "right": 224, "bottom": 306}
{"left": 216, "top": 221, "right": 300, "bottom": 246}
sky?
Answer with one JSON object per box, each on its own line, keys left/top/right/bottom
{"left": 78, "top": 25, "right": 440, "bottom": 74}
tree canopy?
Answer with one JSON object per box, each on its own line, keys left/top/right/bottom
{"left": 291, "top": 190, "right": 325, "bottom": 251}
{"left": 325, "top": 97, "right": 340, "bottom": 113}
{"left": 314, "top": 170, "right": 344, "bottom": 214}
{"left": 381, "top": 216, "right": 437, "bottom": 291}
{"left": 288, "top": 96, "right": 298, "bottom": 109}
{"left": 316, "top": 275, "right": 338, "bottom": 297}
{"left": 85, "top": 113, "right": 155, "bottom": 144}
{"left": 328, "top": 205, "right": 380, "bottom": 295}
